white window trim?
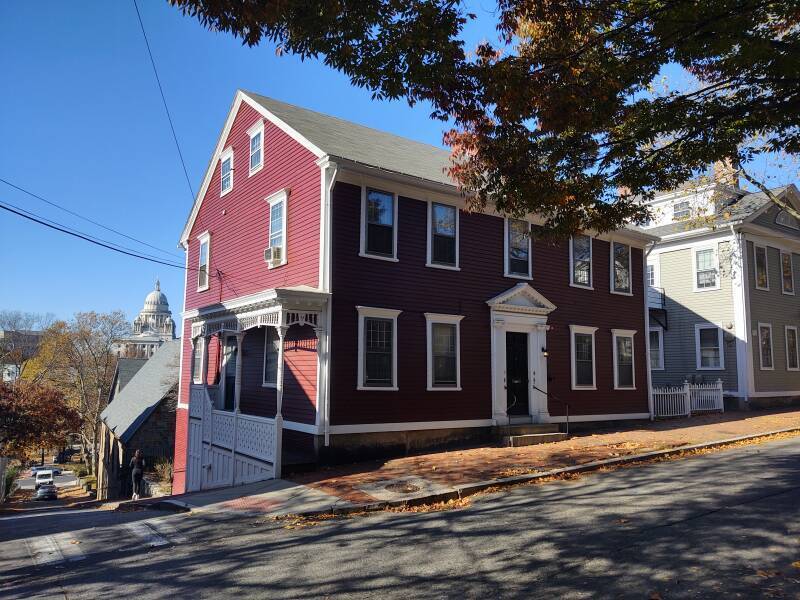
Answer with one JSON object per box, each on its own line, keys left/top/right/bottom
{"left": 266, "top": 188, "right": 289, "bottom": 269}
{"left": 196, "top": 231, "right": 210, "bottom": 292}
{"left": 504, "top": 218, "right": 533, "bottom": 280}
{"left": 692, "top": 245, "right": 721, "bottom": 292}
{"left": 569, "top": 234, "right": 593, "bottom": 289}
{"left": 357, "top": 306, "right": 401, "bottom": 391}
{"left": 611, "top": 329, "right": 637, "bottom": 390}
{"left": 673, "top": 200, "right": 691, "bottom": 220}
{"left": 426, "top": 201, "right": 460, "bottom": 271}
{"left": 192, "top": 337, "right": 206, "bottom": 384}
{"left": 649, "top": 326, "right": 664, "bottom": 371}
{"left": 247, "top": 121, "right": 265, "bottom": 176}
{"left": 609, "top": 241, "right": 633, "bottom": 296}
{"left": 424, "top": 313, "right": 464, "bottom": 391}
{"left": 570, "top": 325, "right": 598, "bottom": 390}
{"left": 758, "top": 322, "right": 775, "bottom": 371}
{"left": 754, "top": 244, "right": 770, "bottom": 291}
{"left": 780, "top": 251, "right": 795, "bottom": 296}
{"left": 359, "top": 187, "right": 399, "bottom": 262}
{"left": 220, "top": 147, "right": 234, "bottom": 196}
{"left": 694, "top": 323, "right": 725, "bottom": 371}
{"left": 262, "top": 327, "right": 278, "bottom": 388}
{"left": 646, "top": 262, "right": 658, "bottom": 288}
{"left": 785, "top": 325, "right": 800, "bottom": 372}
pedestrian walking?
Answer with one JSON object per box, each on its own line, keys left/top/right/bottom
{"left": 130, "top": 449, "right": 145, "bottom": 500}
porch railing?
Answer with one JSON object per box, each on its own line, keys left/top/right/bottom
{"left": 653, "top": 380, "right": 724, "bottom": 418}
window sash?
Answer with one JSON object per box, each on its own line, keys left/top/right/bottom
{"left": 508, "top": 219, "right": 530, "bottom": 276}
{"left": 673, "top": 201, "right": 690, "bottom": 220}
{"left": 613, "top": 242, "right": 631, "bottom": 293}
{"left": 250, "top": 132, "right": 262, "bottom": 171}
{"left": 270, "top": 200, "right": 284, "bottom": 249}
{"left": 695, "top": 249, "right": 717, "bottom": 289}
{"left": 574, "top": 333, "right": 594, "bottom": 387}
{"left": 755, "top": 246, "right": 769, "bottom": 288}
{"left": 615, "top": 335, "right": 634, "bottom": 388}
{"left": 782, "top": 253, "right": 794, "bottom": 293}
{"left": 431, "top": 203, "right": 457, "bottom": 266}
{"left": 571, "top": 235, "right": 591, "bottom": 286}
{"left": 649, "top": 330, "right": 663, "bottom": 369}
{"left": 787, "top": 328, "right": 799, "bottom": 370}
{"left": 192, "top": 338, "right": 204, "bottom": 383}
{"left": 646, "top": 265, "right": 655, "bottom": 287}
{"left": 759, "top": 326, "right": 773, "bottom": 369}
{"left": 431, "top": 323, "right": 457, "bottom": 386}
{"left": 221, "top": 157, "right": 232, "bottom": 192}
{"left": 365, "top": 189, "right": 394, "bottom": 256}
{"left": 198, "top": 240, "right": 209, "bottom": 289}
{"left": 698, "top": 327, "right": 721, "bottom": 368}
{"left": 364, "top": 317, "right": 394, "bottom": 386}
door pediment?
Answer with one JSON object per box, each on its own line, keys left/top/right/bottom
{"left": 486, "top": 283, "right": 557, "bottom": 316}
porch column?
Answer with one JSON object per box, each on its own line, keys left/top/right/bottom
{"left": 313, "top": 324, "right": 329, "bottom": 446}
{"left": 274, "top": 325, "right": 288, "bottom": 479}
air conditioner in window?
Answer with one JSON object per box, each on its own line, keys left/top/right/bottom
{"left": 264, "top": 246, "right": 283, "bottom": 267}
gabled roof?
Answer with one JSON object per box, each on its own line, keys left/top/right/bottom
{"left": 101, "top": 339, "right": 180, "bottom": 444}
{"left": 115, "top": 358, "right": 147, "bottom": 394}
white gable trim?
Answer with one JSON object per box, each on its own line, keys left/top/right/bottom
{"left": 179, "top": 90, "right": 327, "bottom": 247}
{"left": 486, "top": 283, "right": 557, "bottom": 316}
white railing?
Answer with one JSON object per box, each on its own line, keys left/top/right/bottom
{"left": 653, "top": 380, "right": 724, "bottom": 418}
{"left": 211, "top": 409, "right": 236, "bottom": 449}
{"left": 236, "top": 413, "right": 276, "bottom": 463}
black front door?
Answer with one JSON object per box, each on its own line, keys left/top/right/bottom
{"left": 506, "top": 332, "right": 529, "bottom": 416}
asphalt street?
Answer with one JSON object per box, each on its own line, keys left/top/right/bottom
{"left": 2, "top": 436, "right": 800, "bottom": 599}
{"left": 17, "top": 471, "right": 79, "bottom": 491}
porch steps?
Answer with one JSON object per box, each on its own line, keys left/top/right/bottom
{"left": 503, "top": 432, "right": 568, "bottom": 447}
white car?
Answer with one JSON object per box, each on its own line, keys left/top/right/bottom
{"left": 34, "top": 470, "right": 54, "bottom": 490}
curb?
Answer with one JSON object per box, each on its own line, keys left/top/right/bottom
{"left": 286, "top": 425, "right": 800, "bottom": 519}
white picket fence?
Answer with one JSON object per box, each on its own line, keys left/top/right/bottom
{"left": 653, "top": 380, "right": 724, "bottom": 418}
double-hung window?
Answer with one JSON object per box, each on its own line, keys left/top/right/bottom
{"left": 612, "top": 329, "right": 636, "bottom": 390}
{"left": 506, "top": 219, "right": 531, "bottom": 278}
{"left": 611, "top": 242, "right": 632, "bottom": 294}
{"left": 673, "top": 201, "right": 691, "bottom": 220}
{"left": 754, "top": 245, "right": 769, "bottom": 290}
{"left": 694, "top": 247, "right": 718, "bottom": 290}
{"left": 248, "top": 122, "right": 264, "bottom": 174}
{"left": 570, "top": 325, "right": 597, "bottom": 390}
{"left": 197, "top": 232, "right": 210, "bottom": 291}
{"left": 646, "top": 264, "right": 656, "bottom": 287}
{"left": 192, "top": 337, "right": 205, "bottom": 384}
{"left": 758, "top": 323, "right": 774, "bottom": 370}
{"left": 267, "top": 189, "right": 288, "bottom": 268}
{"left": 781, "top": 251, "right": 794, "bottom": 295}
{"left": 263, "top": 327, "right": 279, "bottom": 386}
{"left": 649, "top": 328, "right": 664, "bottom": 370}
{"left": 425, "top": 314, "right": 463, "bottom": 390}
{"left": 357, "top": 307, "right": 401, "bottom": 390}
{"left": 428, "top": 203, "right": 458, "bottom": 268}
{"left": 786, "top": 326, "right": 799, "bottom": 371}
{"left": 570, "top": 234, "right": 592, "bottom": 288}
{"left": 695, "top": 324, "right": 724, "bottom": 369}
{"left": 362, "top": 188, "right": 396, "bottom": 259}
{"left": 220, "top": 149, "right": 233, "bottom": 195}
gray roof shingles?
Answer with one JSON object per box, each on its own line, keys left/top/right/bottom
{"left": 101, "top": 339, "right": 180, "bottom": 444}
{"left": 115, "top": 358, "right": 147, "bottom": 393}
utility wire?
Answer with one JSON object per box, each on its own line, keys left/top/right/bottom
{"left": 0, "top": 177, "right": 181, "bottom": 258}
{"left": 132, "top": 0, "right": 195, "bottom": 200}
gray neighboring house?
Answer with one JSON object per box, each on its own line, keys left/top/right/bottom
{"left": 643, "top": 179, "right": 800, "bottom": 407}
{"left": 97, "top": 339, "right": 180, "bottom": 500}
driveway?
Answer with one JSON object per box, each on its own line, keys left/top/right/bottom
{"left": 1, "top": 435, "right": 799, "bottom": 598}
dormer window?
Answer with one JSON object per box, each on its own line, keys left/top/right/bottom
{"left": 673, "top": 200, "right": 690, "bottom": 220}
{"left": 220, "top": 148, "right": 233, "bottom": 195}
{"left": 248, "top": 122, "right": 264, "bottom": 175}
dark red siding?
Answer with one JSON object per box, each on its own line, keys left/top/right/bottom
{"left": 329, "top": 182, "right": 648, "bottom": 425}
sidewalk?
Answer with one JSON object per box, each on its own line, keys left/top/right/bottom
{"left": 288, "top": 407, "right": 800, "bottom": 506}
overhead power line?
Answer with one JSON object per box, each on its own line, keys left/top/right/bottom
{"left": 0, "top": 177, "right": 181, "bottom": 258}
{"left": 132, "top": 0, "right": 195, "bottom": 201}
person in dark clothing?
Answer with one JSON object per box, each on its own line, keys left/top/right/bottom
{"left": 130, "top": 449, "right": 145, "bottom": 500}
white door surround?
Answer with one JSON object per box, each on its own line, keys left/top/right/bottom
{"left": 487, "top": 283, "right": 556, "bottom": 425}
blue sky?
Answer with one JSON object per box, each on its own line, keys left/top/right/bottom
{"left": 0, "top": 1, "right": 496, "bottom": 323}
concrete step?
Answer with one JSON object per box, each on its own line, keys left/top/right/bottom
{"left": 503, "top": 432, "right": 568, "bottom": 448}
{"left": 502, "top": 423, "right": 562, "bottom": 436}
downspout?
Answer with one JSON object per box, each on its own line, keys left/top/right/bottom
{"left": 644, "top": 243, "right": 655, "bottom": 420}
{"left": 323, "top": 163, "right": 338, "bottom": 447}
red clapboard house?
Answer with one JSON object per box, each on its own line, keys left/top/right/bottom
{"left": 173, "top": 90, "right": 657, "bottom": 494}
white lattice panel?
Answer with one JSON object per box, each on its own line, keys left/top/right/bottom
{"left": 212, "top": 410, "right": 235, "bottom": 449}
{"left": 189, "top": 386, "right": 205, "bottom": 419}
{"left": 235, "top": 414, "right": 276, "bottom": 463}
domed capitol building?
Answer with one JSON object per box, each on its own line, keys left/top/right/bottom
{"left": 118, "top": 279, "right": 176, "bottom": 358}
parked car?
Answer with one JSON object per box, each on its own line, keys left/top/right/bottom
{"left": 34, "top": 470, "right": 54, "bottom": 490}
{"left": 35, "top": 484, "right": 58, "bottom": 501}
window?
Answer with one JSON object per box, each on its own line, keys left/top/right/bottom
{"left": 428, "top": 203, "right": 458, "bottom": 268}
{"left": 646, "top": 264, "right": 656, "bottom": 287}
{"left": 262, "top": 327, "right": 279, "bottom": 386}
{"left": 673, "top": 201, "right": 691, "bottom": 220}
{"left": 505, "top": 218, "right": 531, "bottom": 278}
{"left": 248, "top": 122, "right": 264, "bottom": 174}
{"left": 192, "top": 337, "right": 205, "bottom": 384}
{"left": 220, "top": 148, "right": 233, "bottom": 195}
{"left": 611, "top": 242, "right": 632, "bottom": 294}
{"left": 754, "top": 244, "right": 769, "bottom": 290}
{"left": 649, "top": 328, "right": 664, "bottom": 370}
{"left": 776, "top": 210, "right": 800, "bottom": 230}
{"left": 267, "top": 189, "right": 288, "bottom": 268}
{"left": 197, "top": 232, "right": 210, "bottom": 291}
{"left": 758, "top": 323, "right": 774, "bottom": 370}
{"left": 361, "top": 188, "right": 397, "bottom": 260}
{"left": 570, "top": 235, "right": 592, "bottom": 288}
{"left": 695, "top": 324, "right": 724, "bottom": 370}
{"left": 357, "top": 307, "right": 401, "bottom": 390}
{"left": 612, "top": 329, "right": 636, "bottom": 389}
{"left": 694, "top": 247, "right": 719, "bottom": 291}
{"left": 786, "top": 326, "right": 799, "bottom": 371}
{"left": 425, "top": 313, "right": 464, "bottom": 390}
{"left": 781, "top": 251, "right": 794, "bottom": 295}
{"left": 570, "top": 325, "right": 597, "bottom": 390}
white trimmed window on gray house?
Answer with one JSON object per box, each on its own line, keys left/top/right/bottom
{"left": 570, "top": 325, "right": 597, "bottom": 390}
{"left": 695, "top": 324, "right": 724, "bottom": 370}
{"left": 786, "top": 326, "right": 799, "bottom": 371}
{"left": 759, "top": 323, "right": 774, "bottom": 370}
{"left": 693, "top": 246, "right": 719, "bottom": 291}
{"left": 425, "top": 313, "right": 463, "bottom": 390}
{"left": 357, "top": 307, "right": 401, "bottom": 390}
{"left": 570, "top": 234, "right": 592, "bottom": 288}
{"left": 781, "top": 251, "right": 794, "bottom": 295}
{"left": 649, "top": 327, "right": 664, "bottom": 370}
{"left": 754, "top": 244, "right": 769, "bottom": 290}
{"left": 673, "top": 200, "right": 691, "bottom": 220}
